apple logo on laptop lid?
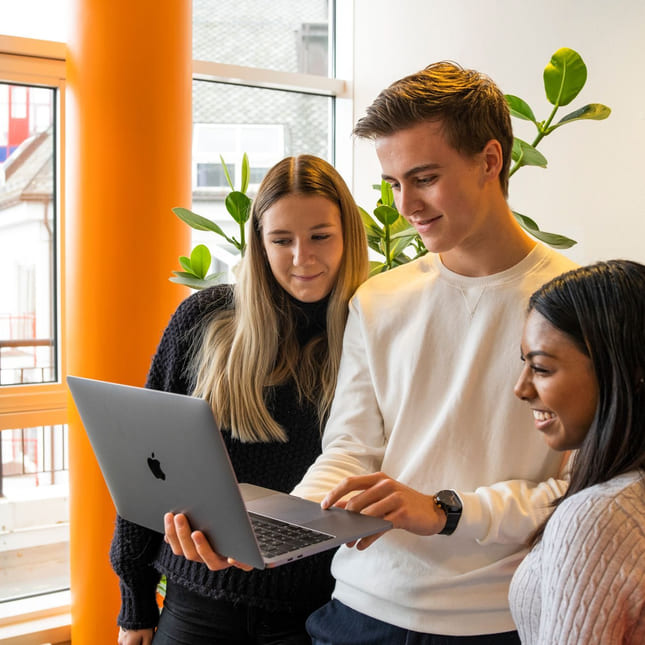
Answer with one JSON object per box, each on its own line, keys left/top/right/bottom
{"left": 147, "top": 453, "right": 166, "bottom": 480}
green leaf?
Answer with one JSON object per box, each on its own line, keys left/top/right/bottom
{"left": 171, "top": 270, "right": 201, "bottom": 280}
{"left": 359, "top": 206, "right": 384, "bottom": 238}
{"left": 179, "top": 255, "right": 195, "bottom": 274}
{"left": 240, "top": 153, "right": 250, "bottom": 194}
{"left": 391, "top": 229, "right": 420, "bottom": 244}
{"left": 390, "top": 215, "right": 413, "bottom": 235}
{"left": 547, "top": 103, "right": 611, "bottom": 132}
{"left": 225, "top": 191, "right": 252, "bottom": 225}
{"left": 366, "top": 239, "right": 384, "bottom": 255}
{"left": 368, "top": 261, "right": 388, "bottom": 276}
{"left": 189, "top": 244, "right": 211, "bottom": 279}
{"left": 505, "top": 95, "right": 537, "bottom": 124}
{"left": 391, "top": 252, "right": 412, "bottom": 266}
{"left": 511, "top": 138, "right": 548, "bottom": 168}
{"left": 390, "top": 235, "right": 416, "bottom": 258}
{"left": 544, "top": 47, "right": 587, "bottom": 107}
{"left": 513, "top": 211, "right": 577, "bottom": 249}
{"left": 169, "top": 271, "right": 210, "bottom": 290}
{"left": 173, "top": 207, "right": 228, "bottom": 236}
{"left": 380, "top": 180, "right": 394, "bottom": 207}
{"left": 374, "top": 204, "right": 399, "bottom": 227}
{"left": 219, "top": 155, "right": 235, "bottom": 191}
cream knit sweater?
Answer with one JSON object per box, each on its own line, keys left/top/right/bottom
{"left": 510, "top": 471, "right": 645, "bottom": 644}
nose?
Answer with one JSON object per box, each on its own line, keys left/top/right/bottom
{"left": 293, "top": 240, "right": 314, "bottom": 266}
{"left": 397, "top": 184, "right": 422, "bottom": 219}
{"left": 513, "top": 364, "right": 535, "bottom": 401}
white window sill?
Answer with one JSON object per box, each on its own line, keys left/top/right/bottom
{"left": 0, "top": 591, "right": 70, "bottom": 645}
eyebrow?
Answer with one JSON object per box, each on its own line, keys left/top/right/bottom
{"left": 523, "top": 350, "right": 556, "bottom": 360}
{"left": 264, "top": 222, "right": 337, "bottom": 236}
{"left": 381, "top": 163, "right": 442, "bottom": 182}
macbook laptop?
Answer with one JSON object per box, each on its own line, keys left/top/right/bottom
{"left": 67, "top": 375, "right": 391, "bottom": 570}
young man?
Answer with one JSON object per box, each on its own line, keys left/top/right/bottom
{"left": 290, "top": 62, "right": 577, "bottom": 643}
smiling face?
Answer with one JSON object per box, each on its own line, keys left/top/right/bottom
{"left": 376, "top": 120, "right": 505, "bottom": 275}
{"left": 514, "top": 310, "right": 599, "bottom": 451}
{"left": 261, "top": 193, "right": 344, "bottom": 303}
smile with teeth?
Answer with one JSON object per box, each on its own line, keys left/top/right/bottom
{"left": 533, "top": 410, "right": 555, "bottom": 422}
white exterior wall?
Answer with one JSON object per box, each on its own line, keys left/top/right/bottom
{"left": 350, "top": 0, "right": 645, "bottom": 266}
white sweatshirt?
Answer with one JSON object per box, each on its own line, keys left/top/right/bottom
{"left": 510, "top": 471, "right": 645, "bottom": 644}
{"left": 293, "top": 245, "right": 577, "bottom": 636}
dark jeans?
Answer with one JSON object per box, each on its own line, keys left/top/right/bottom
{"left": 152, "top": 581, "right": 312, "bottom": 645}
{"left": 306, "top": 599, "right": 521, "bottom": 645}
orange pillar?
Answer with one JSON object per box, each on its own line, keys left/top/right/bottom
{"left": 65, "top": 1, "right": 191, "bottom": 641}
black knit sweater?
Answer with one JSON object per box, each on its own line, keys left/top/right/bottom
{"left": 109, "top": 285, "right": 335, "bottom": 630}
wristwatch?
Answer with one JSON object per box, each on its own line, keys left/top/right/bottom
{"left": 433, "top": 489, "right": 462, "bottom": 535}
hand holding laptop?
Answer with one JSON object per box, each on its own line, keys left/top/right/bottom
{"left": 164, "top": 512, "right": 253, "bottom": 572}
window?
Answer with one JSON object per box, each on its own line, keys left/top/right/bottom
{"left": 0, "top": 82, "right": 57, "bottom": 387}
{"left": 188, "top": 0, "right": 345, "bottom": 280}
{"left": 193, "top": 0, "right": 332, "bottom": 76}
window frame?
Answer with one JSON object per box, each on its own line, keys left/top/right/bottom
{"left": 0, "top": 36, "right": 67, "bottom": 432}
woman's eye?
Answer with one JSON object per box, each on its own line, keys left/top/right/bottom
{"left": 272, "top": 238, "right": 290, "bottom": 246}
{"left": 529, "top": 364, "right": 549, "bottom": 375}
{"left": 312, "top": 234, "right": 331, "bottom": 241}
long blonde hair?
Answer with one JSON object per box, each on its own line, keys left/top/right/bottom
{"left": 191, "top": 155, "right": 368, "bottom": 442}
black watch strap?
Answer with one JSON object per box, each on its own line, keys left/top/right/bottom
{"left": 433, "top": 489, "right": 462, "bottom": 536}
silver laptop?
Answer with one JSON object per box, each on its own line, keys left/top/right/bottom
{"left": 67, "top": 375, "right": 391, "bottom": 570}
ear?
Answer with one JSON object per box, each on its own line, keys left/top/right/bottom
{"left": 480, "top": 139, "right": 503, "bottom": 184}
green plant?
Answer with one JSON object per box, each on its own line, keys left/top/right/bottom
{"left": 360, "top": 180, "right": 426, "bottom": 276}
{"left": 170, "top": 154, "right": 252, "bottom": 289}
{"left": 505, "top": 47, "right": 611, "bottom": 248}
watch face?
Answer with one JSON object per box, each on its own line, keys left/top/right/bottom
{"left": 436, "top": 489, "right": 461, "bottom": 512}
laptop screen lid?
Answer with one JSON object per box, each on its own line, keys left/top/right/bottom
{"left": 67, "top": 376, "right": 391, "bottom": 570}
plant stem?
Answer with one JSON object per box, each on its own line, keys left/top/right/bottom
{"left": 509, "top": 102, "right": 560, "bottom": 179}
{"left": 384, "top": 224, "right": 392, "bottom": 270}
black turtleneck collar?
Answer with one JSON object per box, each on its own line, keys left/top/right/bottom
{"left": 286, "top": 292, "right": 330, "bottom": 346}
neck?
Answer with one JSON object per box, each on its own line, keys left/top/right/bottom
{"left": 440, "top": 202, "right": 536, "bottom": 277}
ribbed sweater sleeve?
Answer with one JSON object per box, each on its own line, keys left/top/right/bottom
{"left": 509, "top": 472, "right": 645, "bottom": 644}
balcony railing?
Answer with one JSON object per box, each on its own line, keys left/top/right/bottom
{"left": 0, "top": 337, "right": 56, "bottom": 386}
{"left": 0, "top": 424, "right": 69, "bottom": 498}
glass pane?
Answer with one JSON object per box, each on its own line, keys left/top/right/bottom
{"left": 189, "top": 80, "right": 332, "bottom": 279}
{"left": 0, "top": 424, "right": 69, "bottom": 602}
{"left": 0, "top": 83, "right": 57, "bottom": 386}
{"left": 193, "top": 0, "right": 332, "bottom": 76}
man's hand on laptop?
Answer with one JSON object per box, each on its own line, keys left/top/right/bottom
{"left": 164, "top": 513, "right": 254, "bottom": 571}
{"left": 320, "top": 471, "right": 446, "bottom": 549}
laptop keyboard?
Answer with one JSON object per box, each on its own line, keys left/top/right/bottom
{"left": 249, "top": 513, "right": 333, "bottom": 558}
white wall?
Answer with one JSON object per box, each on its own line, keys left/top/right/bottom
{"left": 351, "top": 0, "right": 645, "bottom": 265}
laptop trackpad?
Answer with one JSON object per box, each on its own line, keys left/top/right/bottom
{"left": 241, "top": 482, "right": 326, "bottom": 524}
{"left": 240, "top": 482, "right": 389, "bottom": 538}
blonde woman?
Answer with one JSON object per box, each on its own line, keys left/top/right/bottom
{"left": 110, "top": 155, "right": 368, "bottom": 645}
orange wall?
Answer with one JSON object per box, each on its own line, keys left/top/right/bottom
{"left": 65, "top": 0, "right": 191, "bottom": 641}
